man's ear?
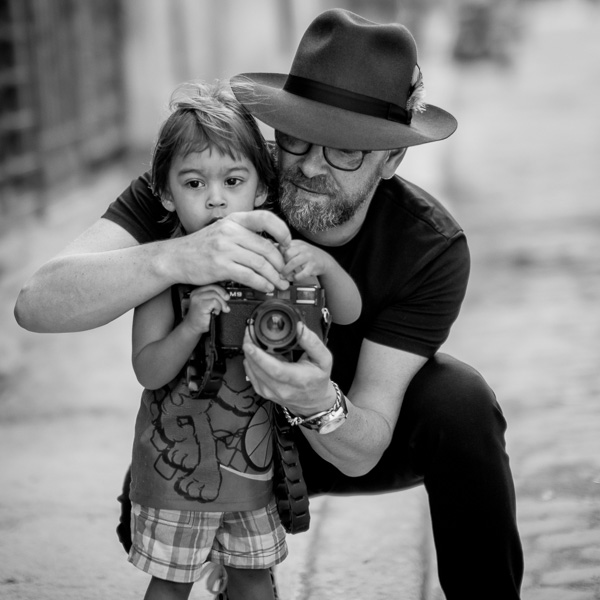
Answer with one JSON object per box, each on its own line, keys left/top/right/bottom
{"left": 254, "top": 184, "right": 268, "bottom": 208}
{"left": 381, "top": 148, "right": 408, "bottom": 180}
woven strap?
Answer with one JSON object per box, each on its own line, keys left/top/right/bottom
{"left": 273, "top": 405, "right": 310, "bottom": 534}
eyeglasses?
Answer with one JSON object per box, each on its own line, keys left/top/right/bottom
{"left": 275, "top": 131, "right": 371, "bottom": 172}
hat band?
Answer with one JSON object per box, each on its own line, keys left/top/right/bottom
{"left": 283, "top": 75, "right": 411, "bottom": 125}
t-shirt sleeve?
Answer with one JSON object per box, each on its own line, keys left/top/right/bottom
{"left": 366, "top": 236, "right": 470, "bottom": 357}
{"left": 101, "top": 171, "right": 171, "bottom": 243}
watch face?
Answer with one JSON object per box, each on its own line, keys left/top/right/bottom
{"left": 300, "top": 419, "right": 321, "bottom": 431}
{"left": 318, "top": 415, "right": 346, "bottom": 435}
{"left": 300, "top": 387, "right": 348, "bottom": 433}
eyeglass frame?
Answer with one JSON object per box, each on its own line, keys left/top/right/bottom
{"left": 274, "top": 130, "right": 372, "bottom": 172}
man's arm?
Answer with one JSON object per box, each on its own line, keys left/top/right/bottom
{"left": 243, "top": 325, "right": 426, "bottom": 477}
{"left": 14, "top": 211, "right": 292, "bottom": 334}
{"left": 15, "top": 218, "right": 154, "bottom": 332}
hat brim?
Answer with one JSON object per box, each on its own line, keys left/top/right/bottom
{"left": 232, "top": 73, "right": 457, "bottom": 151}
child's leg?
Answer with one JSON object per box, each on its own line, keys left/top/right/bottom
{"left": 129, "top": 504, "right": 221, "bottom": 597}
{"left": 211, "top": 500, "right": 286, "bottom": 598}
{"left": 144, "top": 576, "right": 193, "bottom": 600}
{"left": 224, "top": 567, "right": 275, "bottom": 600}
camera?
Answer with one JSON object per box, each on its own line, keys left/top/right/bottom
{"left": 218, "top": 281, "right": 331, "bottom": 359}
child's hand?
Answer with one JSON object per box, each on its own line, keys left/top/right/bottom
{"left": 184, "top": 285, "right": 230, "bottom": 336}
{"left": 281, "top": 239, "right": 331, "bottom": 282}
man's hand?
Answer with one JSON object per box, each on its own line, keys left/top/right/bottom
{"left": 173, "top": 211, "right": 292, "bottom": 292}
{"left": 242, "top": 322, "right": 337, "bottom": 416}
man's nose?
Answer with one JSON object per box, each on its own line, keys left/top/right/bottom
{"left": 298, "top": 145, "right": 328, "bottom": 178}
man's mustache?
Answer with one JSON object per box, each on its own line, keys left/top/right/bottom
{"left": 280, "top": 168, "right": 335, "bottom": 195}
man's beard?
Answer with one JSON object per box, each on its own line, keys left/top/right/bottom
{"left": 278, "top": 165, "right": 383, "bottom": 233}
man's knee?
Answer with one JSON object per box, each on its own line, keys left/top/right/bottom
{"left": 410, "top": 353, "right": 493, "bottom": 398}
{"left": 403, "top": 353, "right": 504, "bottom": 434}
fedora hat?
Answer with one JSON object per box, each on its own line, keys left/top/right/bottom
{"left": 231, "top": 9, "right": 457, "bottom": 151}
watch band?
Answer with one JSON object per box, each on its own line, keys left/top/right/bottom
{"left": 282, "top": 381, "right": 347, "bottom": 432}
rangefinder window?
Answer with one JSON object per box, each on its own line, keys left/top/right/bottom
{"left": 268, "top": 289, "right": 290, "bottom": 300}
{"left": 295, "top": 287, "right": 318, "bottom": 305}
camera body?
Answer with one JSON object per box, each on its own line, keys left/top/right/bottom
{"left": 218, "top": 281, "right": 331, "bottom": 358}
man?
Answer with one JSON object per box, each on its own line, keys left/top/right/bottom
{"left": 15, "top": 9, "right": 523, "bottom": 599}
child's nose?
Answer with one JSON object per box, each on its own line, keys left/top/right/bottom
{"left": 206, "top": 190, "right": 227, "bottom": 209}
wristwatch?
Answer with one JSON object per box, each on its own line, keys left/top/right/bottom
{"left": 282, "top": 381, "right": 348, "bottom": 435}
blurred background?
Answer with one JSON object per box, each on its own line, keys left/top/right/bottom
{"left": 1, "top": 0, "right": 600, "bottom": 599}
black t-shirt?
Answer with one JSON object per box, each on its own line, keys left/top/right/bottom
{"left": 103, "top": 172, "right": 469, "bottom": 392}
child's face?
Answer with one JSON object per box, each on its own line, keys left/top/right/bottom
{"left": 162, "top": 146, "right": 267, "bottom": 233}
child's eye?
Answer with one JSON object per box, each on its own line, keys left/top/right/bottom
{"left": 186, "top": 180, "right": 203, "bottom": 189}
{"left": 225, "top": 177, "right": 243, "bottom": 187}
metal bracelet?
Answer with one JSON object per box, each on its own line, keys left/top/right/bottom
{"left": 282, "top": 381, "right": 342, "bottom": 427}
{"left": 282, "top": 407, "right": 305, "bottom": 427}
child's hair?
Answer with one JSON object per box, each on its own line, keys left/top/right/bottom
{"left": 151, "top": 80, "right": 277, "bottom": 219}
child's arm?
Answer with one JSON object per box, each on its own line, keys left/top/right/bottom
{"left": 132, "top": 284, "right": 230, "bottom": 389}
{"left": 281, "top": 240, "right": 361, "bottom": 325}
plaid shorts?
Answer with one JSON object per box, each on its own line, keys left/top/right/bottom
{"left": 128, "top": 499, "right": 288, "bottom": 583}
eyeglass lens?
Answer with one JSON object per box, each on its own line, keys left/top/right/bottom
{"left": 275, "top": 131, "right": 366, "bottom": 171}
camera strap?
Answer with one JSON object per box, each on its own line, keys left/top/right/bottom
{"left": 176, "top": 284, "right": 310, "bottom": 534}
{"left": 273, "top": 405, "right": 311, "bottom": 533}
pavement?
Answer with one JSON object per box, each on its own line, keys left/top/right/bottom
{"left": 1, "top": 0, "right": 600, "bottom": 598}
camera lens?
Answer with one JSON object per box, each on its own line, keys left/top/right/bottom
{"left": 249, "top": 299, "right": 300, "bottom": 353}
{"left": 260, "top": 311, "right": 293, "bottom": 341}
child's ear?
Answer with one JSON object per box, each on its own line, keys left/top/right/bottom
{"left": 160, "top": 191, "right": 176, "bottom": 213}
{"left": 254, "top": 184, "right": 268, "bottom": 208}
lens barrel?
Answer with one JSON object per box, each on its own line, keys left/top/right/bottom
{"left": 249, "top": 299, "right": 301, "bottom": 354}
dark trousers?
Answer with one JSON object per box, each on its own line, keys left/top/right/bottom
{"left": 117, "top": 353, "right": 523, "bottom": 599}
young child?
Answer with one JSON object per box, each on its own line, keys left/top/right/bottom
{"left": 128, "top": 81, "right": 361, "bottom": 600}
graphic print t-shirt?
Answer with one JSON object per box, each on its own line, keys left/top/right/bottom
{"left": 130, "top": 355, "right": 275, "bottom": 512}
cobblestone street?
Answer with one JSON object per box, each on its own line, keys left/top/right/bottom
{"left": 1, "top": 1, "right": 599, "bottom": 598}
{"left": 439, "top": 1, "right": 600, "bottom": 597}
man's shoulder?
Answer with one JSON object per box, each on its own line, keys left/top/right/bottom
{"left": 102, "top": 170, "right": 171, "bottom": 243}
{"left": 376, "top": 176, "right": 464, "bottom": 242}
